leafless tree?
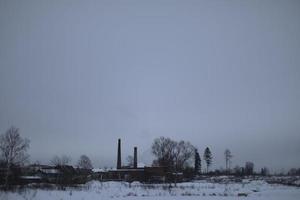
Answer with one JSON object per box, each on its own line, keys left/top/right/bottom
{"left": 224, "top": 149, "right": 233, "bottom": 173}
{"left": 77, "top": 155, "right": 93, "bottom": 169}
{"left": 174, "top": 140, "right": 195, "bottom": 171}
{"left": 50, "top": 155, "right": 71, "bottom": 166}
{"left": 0, "top": 126, "right": 30, "bottom": 187}
{"left": 151, "top": 137, "right": 195, "bottom": 171}
{"left": 50, "top": 155, "right": 60, "bottom": 166}
{"left": 261, "top": 167, "right": 269, "bottom": 176}
{"left": 245, "top": 161, "right": 254, "bottom": 175}
{"left": 61, "top": 155, "right": 71, "bottom": 165}
{"left": 233, "top": 165, "right": 242, "bottom": 175}
{"left": 152, "top": 137, "right": 176, "bottom": 168}
{"left": 126, "top": 155, "right": 134, "bottom": 167}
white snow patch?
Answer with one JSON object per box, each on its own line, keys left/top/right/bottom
{"left": 1, "top": 179, "right": 300, "bottom": 200}
{"left": 92, "top": 168, "right": 105, "bottom": 172}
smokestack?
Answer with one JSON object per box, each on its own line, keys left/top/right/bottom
{"left": 117, "top": 139, "right": 121, "bottom": 169}
{"left": 134, "top": 146, "right": 137, "bottom": 169}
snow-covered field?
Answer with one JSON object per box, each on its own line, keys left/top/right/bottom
{"left": 1, "top": 179, "right": 299, "bottom": 200}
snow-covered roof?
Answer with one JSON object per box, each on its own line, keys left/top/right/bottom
{"left": 138, "top": 163, "right": 146, "bottom": 168}
{"left": 40, "top": 168, "right": 61, "bottom": 174}
{"left": 20, "top": 176, "right": 42, "bottom": 180}
{"left": 172, "top": 172, "right": 183, "bottom": 175}
{"left": 92, "top": 168, "right": 105, "bottom": 173}
{"left": 111, "top": 168, "right": 145, "bottom": 172}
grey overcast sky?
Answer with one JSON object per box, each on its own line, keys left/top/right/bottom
{"left": 0, "top": 0, "right": 300, "bottom": 172}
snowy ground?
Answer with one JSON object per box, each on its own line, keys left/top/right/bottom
{"left": 1, "top": 179, "right": 300, "bottom": 200}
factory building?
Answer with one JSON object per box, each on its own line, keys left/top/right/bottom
{"left": 96, "top": 139, "right": 168, "bottom": 182}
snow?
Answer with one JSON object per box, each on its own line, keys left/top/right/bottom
{"left": 20, "top": 176, "right": 42, "bottom": 180}
{"left": 113, "top": 168, "right": 144, "bottom": 172}
{"left": 0, "top": 179, "right": 299, "bottom": 200}
{"left": 92, "top": 168, "right": 105, "bottom": 173}
{"left": 294, "top": 180, "right": 300, "bottom": 186}
{"left": 138, "top": 163, "right": 146, "bottom": 168}
{"left": 39, "top": 168, "right": 60, "bottom": 174}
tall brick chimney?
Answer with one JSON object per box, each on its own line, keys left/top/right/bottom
{"left": 134, "top": 146, "right": 137, "bottom": 168}
{"left": 117, "top": 139, "right": 121, "bottom": 169}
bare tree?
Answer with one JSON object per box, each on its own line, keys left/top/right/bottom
{"left": 245, "top": 161, "right": 254, "bottom": 175}
{"left": 126, "top": 155, "right": 134, "bottom": 167}
{"left": 50, "top": 155, "right": 71, "bottom": 166}
{"left": 50, "top": 155, "right": 61, "bottom": 166}
{"left": 261, "top": 167, "right": 269, "bottom": 176}
{"left": 151, "top": 137, "right": 195, "bottom": 170}
{"left": 61, "top": 155, "right": 71, "bottom": 165}
{"left": 173, "top": 140, "right": 195, "bottom": 171}
{"left": 224, "top": 149, "right": 233, "bottom": 173}
{"left": 0, "top": 126, "right": 30, "bottom": 187}
{"left": 77, "top": 155, "right": 93, "bottom": 169}
{"left": 233, "top": 165, "right": 242, "bottom": 176}
{"left": 152, "top": 137, "right": 177, "bottom": 168}
{"left": 152, "top": 137, "right": 195, "bottom": 186}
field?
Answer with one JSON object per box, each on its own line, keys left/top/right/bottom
{"left": 1, "top": 177, "right": 300, "bottom": 200}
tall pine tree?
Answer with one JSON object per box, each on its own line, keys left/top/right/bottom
{"left": 194, "top": 148, "right": 201, "bottom": 175}
{"left": 204, "top": 147, "right": 212, "bottom": 173}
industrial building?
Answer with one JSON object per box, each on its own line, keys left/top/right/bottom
{"left": 95, "top": 139, "right": 169, "bottom": 182}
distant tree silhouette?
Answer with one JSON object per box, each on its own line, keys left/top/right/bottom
{"left": 126, "top": 155, "right": 134, "bottom": 167}
{"left": 233, "top": 165, "right": 243, "bottom": 176}
{"left": 151, "top": 137, "right": 195, "bottom": 171}
{"left": 224, "top": 149, "right": 233, "bottom": 173}
{"left": 245, "top": 161, "right": 254, "bottom": 175}
{"left": 194, "top": 148, "right": 201, "bottom": 175}
{"left": 261, "top": 167, "right": 269, "bottom": 176}
{"left": 77, "top": 155, "right": 93, "bottom": 169}
{"left": 288, "top": 168, "right": 300, "bottom": 176}
{"left": 174, "top": 140, "right": 195, "bottom": 171}
{"left": 0, "top": 126, "right": 30, "bottom": 187}
{"left": 152, "top": 137, "right": 176, "bottom": 168}
{"left": 51, "top": 155, "right": 71, "bottom": 166}
{"left": 203, "top": 147, "right": 212, "bottom": 173}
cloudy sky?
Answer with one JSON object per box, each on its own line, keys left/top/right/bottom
{"left": 0, "top": 0, "right": 299, "bottom": 172}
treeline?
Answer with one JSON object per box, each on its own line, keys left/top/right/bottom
{"left": 0, "top": 126, "right": 94, "bottom": 188}
{"left": 1, "top": 126, "right": 299, "bottom": 187}
{"left": 150, "top": 136, "right": 262, "bottom": 177}
{"left": 287, "top": 168, "right": 300, "bottom": 176}
{"left": 149, "top": 137, "right": 300, "bottom": 178}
